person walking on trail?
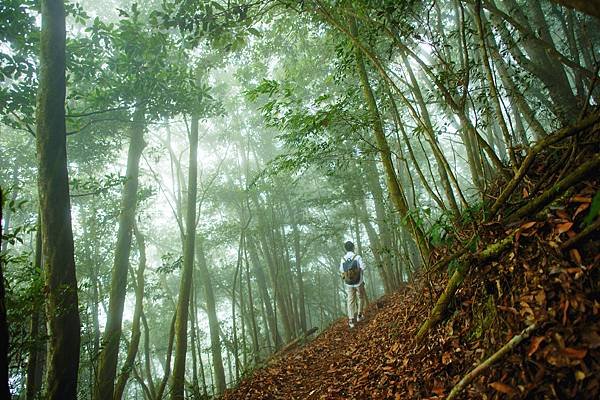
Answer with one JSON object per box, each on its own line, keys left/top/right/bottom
{"left": 340, "top": 240, "right": 366, "bottom": 329}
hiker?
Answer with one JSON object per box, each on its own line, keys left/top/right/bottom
{"left": 339, "top": 240, "right": 366, "bottom": 329}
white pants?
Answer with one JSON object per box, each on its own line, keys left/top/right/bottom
{"left": 346, "top": 283, "right": 366, "bottom": 320}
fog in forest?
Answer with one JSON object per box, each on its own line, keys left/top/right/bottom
{"left": 1, "top": 0, "right": 599, "bottom": 399}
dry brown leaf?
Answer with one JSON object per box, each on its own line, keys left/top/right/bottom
{"left": 557, "top": 209, "right": 570, "bottom": 219}
{"left": 556, "top": 222, "right": 574, "bottom": 234}
{"left": 489, "top": 381, "right": 517, "bottom": 395}
{"left": 431, "top": 386, "right": 445, "bottom": 396}
{"left": 569, "top": 249, "right": 582, "bottom": 265}
{"left": 528, "top": 336, "right": 545, "bottom": 357}
{"left": 570, "top": 196, "right": 592, "bottom": 203}
{"left": 521, "top": 221, "right": 537, "bottom": 229}
{"left": 562, "top": 347, "right": 587, "bottom": 359}
{"left": 573, "top": 203, "right": 590, "bottom": 218}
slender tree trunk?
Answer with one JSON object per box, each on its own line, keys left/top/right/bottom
{"left": 113, "top": 225, "right": 147, "bottom": 400}
{"left": 284, "top": 198, "right": 307, "bottom": 333}
{"left": 243, "top": 239, "right": 260, "bottom": 362}
{"left": 155, "top": 312, "right": 176, "bottom": 400}
{"left": 171, "top": 114, "right": 199, "bottom": 400}
{"left": 486, "top": 36, "right": 547, "bottom": 139}
{"left": 35, "top": 1, "right": 81, "bottom": 398}
{"left": 473, "top": 1, "right": 518, "bottom": 168}
{"left": 95, "top": 106, "right": 146, "bottom": 400}
{"left": 247, "top": 240, "right": 282, "bottom": 350}
{"left": 0, "top": 189, "right": 9, "bottom": 399}
{"left": 189, "top": 279, "right": 200, "bottom": 399}
{"left": 195, "top": 237, "right": 227, "bottom": 395}
{"left": 495, "top": 0, "right": 578, "bottom": 123}
{"left": 351, "top": 18, "right": 430, "bottom": 262}
{"left": 140, "top": 313, "right": 156, "bottom": 400}
{"left": 399, "top": 55, "right": 463, "bottom": 215}
{"left": 26, "top": 224, "right": 45, "bottom": 400}
{"left": 362, "top": 161, "right": 397, "bottom": 291}
{"left": 255, "top": 206, "right": 294, "bottom": 342}
{"left": 357, "top": 195, "right": 392, "bottom": 293}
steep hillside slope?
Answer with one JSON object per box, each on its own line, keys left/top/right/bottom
{"left": 222, "top": 114, "right": 600, "bottom": 399}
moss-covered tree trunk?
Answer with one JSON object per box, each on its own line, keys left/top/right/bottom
{"left": 351, "top": 19, "right": 430, "bottom": 262}
{"left": 35, "top": 1, "right": 81, "bottom": 398}
{"left": 362, "top": 161, "right": 398, "bottom": 291}
{"left": 95, "top": 106, "right": 146, "bottom": 400}
{"left": 170, "top": 114, "right": 199, "bottom": 400}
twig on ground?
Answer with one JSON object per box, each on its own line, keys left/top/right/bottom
{"left": 446, "top": 323, "right": 538, "bottom": 400}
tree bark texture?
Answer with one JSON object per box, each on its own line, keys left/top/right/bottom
{"left": 35, "top": 1, "right": 81, "bottom": 398}
{"left": 113, "top": 225, "right": 147, "bottom": 400}
{"left": 195, "top": 236, "right": 227, "bottom": 395}
{"left": 95, "top": 106, "right": 146, "bottom": 400}
{"left": 171, "top": 114, "right": 199, "bottom": 400}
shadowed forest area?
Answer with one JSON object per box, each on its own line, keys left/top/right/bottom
{"left": 1, "top": 0, "right": 600, "bottom": 399}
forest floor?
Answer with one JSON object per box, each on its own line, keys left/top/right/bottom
{"left": 222, "top": 115, "right": 600, "bottom": 400}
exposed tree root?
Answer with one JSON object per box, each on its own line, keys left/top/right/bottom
{"left": 446, "top": 323, "right": 538, "bottom": 400}
{"left": 416, "top": 234, "right": 515, "bottom": 342}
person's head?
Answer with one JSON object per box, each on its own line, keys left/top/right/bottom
{"left": 344, "top": 241, "right": 355, "bottom": 252}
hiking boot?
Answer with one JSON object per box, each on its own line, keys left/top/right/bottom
{"left": 348, "top": 318, "right": 355, "bottom": 329}
{"left": 357, "top": 314, "right": 364, "bottom": 322}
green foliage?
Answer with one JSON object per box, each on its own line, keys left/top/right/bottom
{"left": 583, "top": 189, "right": 600, "bottom": 226}
{"left": 0, "top": 0, "right": 38, "bottom": 129}
{"left": 425, "top": 209, "right": 453, "bottom": 247}
{"left": 158, "top": 252, "right": 183, "bottom": 274}
{"left": 70, "top": 173, "right": 127, "bottom": 197}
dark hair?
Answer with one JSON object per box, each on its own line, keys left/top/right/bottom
{"left": 344, "top": 241, "right": 354, "bottom": 252}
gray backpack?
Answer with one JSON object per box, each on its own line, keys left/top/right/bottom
{"left": 342, "top": 255, "right": 360, "bottom": 285}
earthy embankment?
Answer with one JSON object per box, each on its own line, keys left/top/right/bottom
{"left": 223, "top": 115, "right": 600, "bottom": 399}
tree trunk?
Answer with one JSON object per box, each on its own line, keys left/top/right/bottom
{"left": 155, "top": 312, "right": 176, "bottom": 400}
{"left": 399, "top": 54, "right": 463, "bottom": 215}
{"left": 95, "top": 105, "right": 146, "bottom": 400}
{"left": 0, "top": 189, "right": 10, "bottom": 399}
{"left": 255, "top": 205, "right": 294, "bottom": 342}
{"left": 362, "top": 161, "right": 398, "bottom": 291}
{"left": 26, "top": 224, "right": 45, "bottom": 400}
{"left": 171, "top": 114, "right": 199, "bottom": 400}
{"left": 113, "top": 225, "right": 147, "bottom": 400}
{"left": 473, "top": 1, "right": 518, "bottom": 168}
{"left": 284, "top": 198, "right": 307, "bottom": 333}
{"left": 351, "top": 18, "right": 430, "bottom": 262}
{"left": 35, "top": 1, "right": 81, "bottom": 398}
{"left": 243, "top": 239, "right": 260, "bottom": 362}
{"left": 247, "top": 240, "right": 282, "bottom": 350}
{"left": 195, "top": 236, "right": 227, "bottom": 395}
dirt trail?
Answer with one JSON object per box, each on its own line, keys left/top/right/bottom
{"left": 222, "top": 290, "right": 430, "bottom": 399}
